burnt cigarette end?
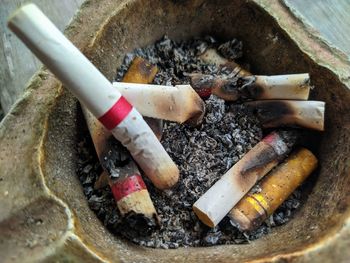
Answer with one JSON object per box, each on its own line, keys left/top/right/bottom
{"left": 244, "top": 100, "right": 325, "bottom": 131}
{"left": 189, "top": 73, "right": 216, "bottom": 98}
{"left": 100, "top": 139, "right": 131, "bottom": 178}
{"left": 240, "top": 144, "right": 279, "bottom": 175}
{"left": 185, "top": 94, "right": 206, "bottom": 126}
{"left": 262, "top": 130, "right": 300, "bottom": 160}
{"left": 122, "top": 212, "right": 160, "bottom": 236}
{"left": 246, "top": 100, "right": 294, "bottom": 125}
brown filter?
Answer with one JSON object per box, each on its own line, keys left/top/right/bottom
{"left": 193, "top": 130, "right": 299, "bottom": 227}
{"left": 244, "top": 100, "right": 325, "bottom": 131}
{"left": 229, "top": 148, "right": 318, "bottom": 231}
{"left": 199, "top": 48, "right": 251, "bottom": 77}
{"left": 190, "top": 73, "right": 310, "bottom": 101}
{"left": 122, "top": 56, "right": 158, "bottom": 83}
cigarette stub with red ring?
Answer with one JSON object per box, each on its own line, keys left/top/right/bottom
{"left": 192, "top": 130, "right": 299, "bottom": 228}
{"left": 110, "top": 174, "right": 158, "bottom": 222}
{"left": 8, "top": 4, "right": 179, "bottom": 189}
{"left": 101, "top": 139, "right": 159, "bottom": 227}
{"left": 190, "top": 73, "right": 311, "bottom": 101}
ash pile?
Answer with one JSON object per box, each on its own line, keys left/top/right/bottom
{"left": 78, "top": 36, "right": 324, "bottom": 248}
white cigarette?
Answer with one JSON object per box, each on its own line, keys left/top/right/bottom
{"left": 8, "top": 4, "right": 179, "bottom": 189}
{"left": 112, "top": 82, "right": 205, "bottom": 126}
{"left": 254, "top": 74, "right": 310, "bottom": 100}
{"left": 193, "top": 130, "right": 298, "bottom": 227}
{"left": 244, "top": 100, "right": 325, "bottom": 131}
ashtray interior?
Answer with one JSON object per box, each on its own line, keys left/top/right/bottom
{"left": 43, "top": 0, "right": 350, "bottom": 261}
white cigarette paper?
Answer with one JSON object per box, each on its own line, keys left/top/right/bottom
{"left": 8, "top": 4, "right": 179, "bottom": 189}
{"left": 254, "top": 74, "right": 310, "bottom": 100}
{"left": 244, "top": 100, "right": 325, "bottom": 131}
{"left": 112, "top": 82, "right": 205, "bottom": 126}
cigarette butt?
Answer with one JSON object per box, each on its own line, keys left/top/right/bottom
{"left": 229, "top": 148, "right": 318, "bottom": 231}
{"left": 112, "top": 82, "right": 206, "bottom": 126}
{"left": 244, "top": 100, "right": 325, "bottom": 131}
{"left": 122, "top": 56, "right": 158, "bottom": 84}
{"left": 190, "top": 73, "right": 310, "bottom": 101}
{"left": 199, "top": 48, "right": 251, "bottom": 77}
{"left": 100, "top": 138, "right": 159, "bottom": 226}
{"left": 8, "top": 4, "right": 178, "bottom": 189}
{"left": 107, "top": 156, "right": 159, "bottom": 225}
{"left": 254, "top": 74, "right": 310, "bottom": 100}
{"left": 110, "top": 175, "right": 158, "bottom": 222}
{"left": 193, "top": 130, "right": 299, "bottom": 227}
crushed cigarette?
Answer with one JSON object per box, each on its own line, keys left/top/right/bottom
{"left": 243, "top": 100, "right": 325, "bottom": 131}
{"left": 229, "top": 147, "right": 318, "bottom": 231}
{"left": 193, "top": 130, "right": 299, "bottom": 227}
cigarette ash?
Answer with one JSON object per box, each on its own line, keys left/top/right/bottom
{"left": 77, "top": 36, "right": 304, "bottom": 248}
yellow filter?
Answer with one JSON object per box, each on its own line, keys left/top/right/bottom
{"left": 229, "top": 147, "right": 318, "bottom": 231}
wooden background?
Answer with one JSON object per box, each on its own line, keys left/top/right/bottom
{"left": 0, "top": 0, "right": 349, "bottom": 118}
{"left": 0, "top": 0, "right": 84, "bottom": 117}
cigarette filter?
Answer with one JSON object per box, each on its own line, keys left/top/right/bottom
{"left": 112, "top": 82, "right": 205, "bottom": 126}
{"left": 229, "top": 148, "right": 317, "bottom": 231}
{"left": 190, "top": 73, "right": 310, "bottom": 101}
{"left": 193, "top": 130, "right": 299, "bottom": 227}
{"left": 244, "top": 100, "right": 325, "bottom": 131}
{"left": 8, "top": 4, "right": 178, "bottom": 189}
{"left": 199, "top": 48, "right": 251, "bottom": 77}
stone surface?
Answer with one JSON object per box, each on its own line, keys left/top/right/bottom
{"left": 0, "top": 0, "right": 350, "bottom": 262}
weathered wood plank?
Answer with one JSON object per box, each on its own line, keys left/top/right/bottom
{"left": 0, "top": 0, "right": 84, "bottom": 113}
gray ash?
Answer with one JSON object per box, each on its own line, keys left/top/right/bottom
{"left": 77, "top": 36, "right": 304, "bottom": 248}
{"left": 218, "top": 39, "right": 243, "bottom": 60}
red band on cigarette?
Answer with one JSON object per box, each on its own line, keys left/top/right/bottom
{"left": 111, "top": 175, "right": 147, "bottom": 201}
{"left": 196, "top": 88, "right": 212, "bottom": 98}
{"left": 262, "top": 132, "right": 279, "bottom": 144}
{"left": 98, "top": 96, "right": 133, "bottom": 130}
